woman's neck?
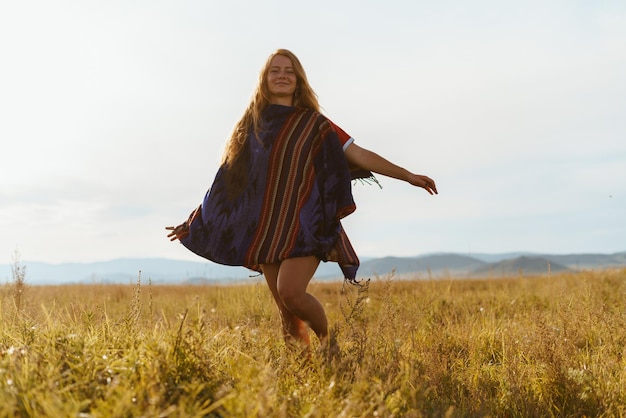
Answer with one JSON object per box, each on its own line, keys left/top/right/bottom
{"left": 269, "top": 97, "right": 293, "bottom": 106}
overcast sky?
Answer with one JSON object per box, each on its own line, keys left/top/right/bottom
{"left": 1, "top": 0, "right": 624, "bottom": 266}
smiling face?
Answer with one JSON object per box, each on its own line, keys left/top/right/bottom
{"left": 266, "top": 54, "right": 297, "bottom": 106}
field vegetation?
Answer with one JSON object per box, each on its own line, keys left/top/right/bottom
{"left": 1, "top": 265, "right": 625, "bottom": 417}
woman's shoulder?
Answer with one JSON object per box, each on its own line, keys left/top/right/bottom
{"left": 295, "top": 106, "right": 326, "bottom": 119}
{"left": 302, "top": 109, "right": 340, "bottom": 132}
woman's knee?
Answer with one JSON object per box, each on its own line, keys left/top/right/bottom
{"left": 275, "top": 256, "right": 318, "bottom": 310}
{"left": 276, "top": 282, "right": 305, "bottom": 310}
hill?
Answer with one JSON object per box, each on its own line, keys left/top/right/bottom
{"left": 0, "top": 258, "right": 250, "bottom": 285}
{"left": 358, "top": 254, "right": 486, "bottom": 278}
{"left": 470, "top": 256, "right": 571, "bottom": 277}
{"left": 1, "top": 252, "right": 624, "bottom": 285}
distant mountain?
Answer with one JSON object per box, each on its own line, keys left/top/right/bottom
{"left": 470, "top": 256, "right": 571, "bottom": 277}
{"left": 359, "top": 254, "right": 486, "bottom": 278}
{"left": 465, "top": 252, "right": 539, "bottom": 263}
{"left": 0, "top": 258, "right": 251, "bottom": 285}
{"left": 1, "top": 252, "right": 624, "bottom": 285}
{"left": 536, "top": 253, "right": 626, "bottom": 269}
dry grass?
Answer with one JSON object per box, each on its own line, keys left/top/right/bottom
{"left": 1, "top": 269, "right": 625, "bottom": 417}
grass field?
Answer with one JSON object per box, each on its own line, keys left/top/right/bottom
{"left": 1, "top": 268, "right": 625, "bottom": 417}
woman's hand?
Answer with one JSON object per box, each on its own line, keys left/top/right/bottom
{"left": 407, "top": 173, "right": 438, "bottom": 195}
{"left": 166, "top": 205, "right": 200, "bottom": 242}
{"left": 165, "top": 223, "right": 189, "bottom": 242}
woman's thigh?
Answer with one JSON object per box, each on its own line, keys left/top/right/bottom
{"left": 261, "top": 262, "right": 281, "bottom": 301}
{"left": 276, "top": 256, "right": 320, "bottom": 295}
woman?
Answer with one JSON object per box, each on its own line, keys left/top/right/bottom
{"left": 166, "top": 49, "right": 437, "bottom": 350}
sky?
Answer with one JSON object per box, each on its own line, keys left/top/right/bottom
{"left": 1, "top": 0, "right": 625, "bottom": 266}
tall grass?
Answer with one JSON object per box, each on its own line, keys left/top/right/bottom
{"left": 1, "top": 269, "right": 625, "bottom": 417}
{"left": 10, "top": 251, "right": 27, "bottom": 317}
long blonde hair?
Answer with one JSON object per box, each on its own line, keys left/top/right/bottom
{"left": 222, "top": 49, "right": 320, "bottom": 167}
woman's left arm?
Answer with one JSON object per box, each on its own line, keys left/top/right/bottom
{"left": 344, "top": 143, "right": 438, "bottom": 195}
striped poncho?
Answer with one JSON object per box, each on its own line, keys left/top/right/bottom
{"left": 180, "top": 104, "right": 369, "bottom": 281}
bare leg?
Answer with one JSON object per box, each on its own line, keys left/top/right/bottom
{"left": 261, "top": 256, "right": 328, "bottom": 347}
{"left": 262, "top": 262, "right": 311, "bottom": 345}
{"left": 276, "top": 256, "right": 328, "bottom": 345}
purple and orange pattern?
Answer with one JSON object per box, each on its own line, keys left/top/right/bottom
{"left": 180, "top": 104, "right": 368, "bottom": 281}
